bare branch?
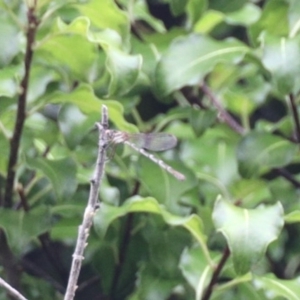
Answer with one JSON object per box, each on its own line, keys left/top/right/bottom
{"left": 4, "top": 4, "right": 39, "bottom": 207}
{"left": 201, "top": 83, "right": 245, "bottom": 135}
{"left": 0, "top": 277, "right": 27, "bottom": 300}
{"left": 64, "top": 105, "right": 109, "bottom": 300}
{"left": 202, "top": 247, "right": 230, "bottom": 300}
{"left": 288, "top": 94, "right": 300, "bottom": 142}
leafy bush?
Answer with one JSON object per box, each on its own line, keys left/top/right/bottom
{"left": 0, "top": 0, "right": 300, "bottom": 299}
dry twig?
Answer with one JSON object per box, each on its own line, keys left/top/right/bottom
{"left": 64, "top": 105, "right": 109, "bottom": 300}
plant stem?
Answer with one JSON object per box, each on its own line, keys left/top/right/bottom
{"left": 64, "top": 105, "right": 109, "bottom": 300}
{"left": 4, "top": 3, "right": 39, "bottom": 207}
{"left": 202, "top": 247, "right": 230, "bottom": 300}
{"left": 288, "top": 94, "right": 300, "bottom": 142}
{"left": 201, "top": 83, "right": 245, "bottom": 135}
{"left": 0, "top": 277, "right": 28, "bottom": 300}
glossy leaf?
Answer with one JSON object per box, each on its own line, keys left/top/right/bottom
{"left": 230, "top": 179, "right": 271, "bottom": 207}
{"left": 46, "top": 84, "right": 138, "bottom": 132}
{"left": 131, "top": 0, "right": 166, "bottom": 33}
{"left": 179, "top": 247, "right": 214, "bottom": 299}
{"left": 261, "top": 35, "right": 300, "bottom": 95}
{"left": 0, "top": 14, "right": 20, "bottom": 67}
{"left": 237, "top": 132, "right": 298, "bottom": 178}
{"left": 137, "top": 155, "right": 191, "bottom": 213}
{"left": 0, "top": 206, "right": 53, "bottom": 253}
{"left": 253, "top": 274, "right": 300, "bottom": 300}
{"left": 181, "top": 124, "right": 240, "bottom": 188}
{"left": 249, "top": 0, "right": 289, "bottom": 44}
{"left": 0, "top": 65, "right": 22, "bottom": 98}
{"left": 73, "top": 0, "right": 129, "bottom": 41}
{"left": 186, "top": 0, "right": 207, "bottom": 27}
{"left": 26, "top": 157, "right": 77, "bottom": 201}
{"left": 93, "top": 196, "right": 212, "bottom": 264}
{"left": 212, "top": 197, "right": 284, "bottom": 275}
{"left": 105, "top": 46, "right": 142, "bottom": 97}
{"left": 0, "top": 134, "right": 9, "bottom": 175}
{"left": 58, "top": 104, "right": 99, "bottom": 150}
{"left": 169, "top": 0, "right": 188, "bottom": 16}
{"left": 36, "top": 33, "right": 97, "bottom": 80}
{"left": 225, "top": 3, "right": 261, "bottom": 26}
{"left": 154, "top": 34, "right": 248, "bottom": 97}
{"left": 189, "top": 107, "right": 217, "bottom": 137}
{"left": 194, "top": 10, "right": 224, "bottom": 33}
{"left": 284, "top": 211, "right": 300, "bottom": 223}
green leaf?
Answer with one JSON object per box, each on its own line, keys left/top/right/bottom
{"left": 249, "top": 0, "right": 289, "bottom": 45}
{"left": 58, "top": 104, "right": 99, "bottom": 150}
{"left": 189, "top": 107, "right": 217, "bottom": 137}
{"left": 194, "top": 10, "right": 224, "bottom": 33}
{"left": 26, "top": 157, "right": 77, "bottom": 201}
{"left": 230, "top": 179, "right": 271, "bottom": 207}
{"left": 105, "top": 46, "right": 142, "bottom": 97}
{"left": 0, "top": 14, "right": 20, "bottom": 67}
{"left": 132, "top": 0, "right": 166, "bottom": 33}
{"left": 225, "top": 3, "right": 261, "bottom": 26}
{"left": 0, "top": 65, "right": 22, "bottom": 97}
{"left": 261, "top": 35, "right": 300, "bottom": 95}
{"left": 73, "top": 0, "right": 129, "bottom": 42}
{"left": 28, "top": 65, "right": 58, "bottom": 102}
{"left": 237, "top": 132, "right": 298, "bottom": 178}
{"left": 209, "top": 0, "right": 247, "bottom": 12}
{"left": 186, "top": 0, "right": 207, "bottom": 27}
{"left": 284, "top": 211, "right": 300, "bottom": 223}
{"left": 289, "top": 0, "right": 300, "bottom": 38}
{"left": 169, "top": 0, "right": 188, "bottom": 16}
{"left": 179, "top": 247, "right": 214, "bottom": 298}
{"left": 36, "top": 31, "right": 97, "bottom": 80}
{"left": 0, "top": 206, "right": 53, "bottom": 253}
{"left": 25, "top": 113, "right": 59, "bottom": 147}
{"left": 46, "top": 83, "right": 138, "bottom": 132}
{"left": 93, "top": 196, "right": 212, "bottom": 264}
{"left": 212, "top": 197, "right": 284, "bottom": 275}
{"left": 127, "top": 264, "right": 182, "bottom": 300}
{"left": 50, "top": 215, "right": 81, "bottom": 240}
{"left": 253, "top": 274, "right": 300, "bottom": 300}
{"left": 137, "top": 156, "right": 190, "bottom": 213}
{"left": 0, "top": 133, "right": 9, "bottom": 175}
{"left": 154, "top": 34, "right": 248, "bottom": 97}
{"left": 181, "top": 124, "right": 239, "bottom": 189}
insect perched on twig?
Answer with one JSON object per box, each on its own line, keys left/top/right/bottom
{"left": 106, "top": 130, "right": 185, "bottom": 181}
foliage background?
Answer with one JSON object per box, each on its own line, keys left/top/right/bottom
{"left": 1, "top": 0, "right": 300, "bottom": 299}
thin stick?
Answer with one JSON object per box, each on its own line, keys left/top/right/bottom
{"left": 201, "top": 247, "right": 230, "bottom": 300}
{"left": 4, "top": 3, "right": 39, "bottom": 207}
{"left": 64, "top": 105, "right": 109, "bottom": 300}
{"left": 0, "top": 277, "right": 28, "bottom": 300}
{"left": 201, "top": 83, "right": 245, "bottom": 135}
{"left": 288, "top": 94, "right": 300, "bottom": 142}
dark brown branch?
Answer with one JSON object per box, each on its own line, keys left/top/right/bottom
{"left": 202, "top": 246, "right": 230, "bottom": 300}
{"left": 4, "top": 5, "right": 39, "bottom": 207}
{"left": 275, "top": 168, "right": 300, "bottom": 189}
{"left": 0, "top": 231, "right": 22, "bottom": 294}
{"left": 201, "top": 84, "right": 300, "bottom": 188}
{"left": 288, "top": 94, "right": 300, "bottom": 142}
{"left": 16, "top": 184, "right": 30, "bottom": 211}
{"left": 0, "top": 3, "right": 38, "bottom": 296}
{"left": 201, "top": 83, "right": 245, "bottom": 135}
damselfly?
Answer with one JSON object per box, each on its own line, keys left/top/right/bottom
{"left": 106, "top": 130, "right": 185, "bottom": 181}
